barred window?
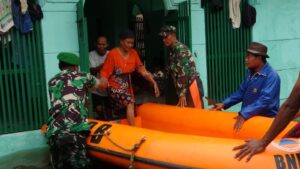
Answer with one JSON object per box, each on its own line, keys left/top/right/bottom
{"left": 0, "top": 23, "right": 48, "bottom": 134}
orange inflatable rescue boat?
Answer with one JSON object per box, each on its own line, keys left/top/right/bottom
{"left": 87, "top": 103, "right": 298, "bottom": 169}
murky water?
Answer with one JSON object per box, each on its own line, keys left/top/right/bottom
{"left": 0, "top": 147, "right": 49, "bottom": 169}
{"left": 0, "top": 147, "right": 125, "bottom": 169}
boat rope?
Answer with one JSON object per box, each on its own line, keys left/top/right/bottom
{"left": 90, "top": 130, "right": 146, "bottom": 169}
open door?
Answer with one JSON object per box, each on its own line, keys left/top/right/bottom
{"left": 76, "top": 0, "right": 94, "bottom": 117}
{"left": 163, "top": 0, "right": 191, "bottom": 47}
{"left": 77, "top": 0, "right": 89, "bottom": 72}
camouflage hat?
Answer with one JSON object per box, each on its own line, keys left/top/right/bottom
{"left": 57, "top": 52, "right": 80, "bottom": 65}
{"left": 159, "top": 25, "right": 176, "bottom": 37}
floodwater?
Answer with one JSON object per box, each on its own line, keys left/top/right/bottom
{"left": 0, "top": 147, "right": 125, "bottom": 169}
{"left": 0, "top": 148, "right": 49, "bottom": 169}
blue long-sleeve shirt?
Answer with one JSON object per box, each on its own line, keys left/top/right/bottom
{"left": 223, "top": 63, "right": 280, "bottom": 120}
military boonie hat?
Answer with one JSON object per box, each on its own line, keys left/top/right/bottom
{"left": 247, "top": 42, "right": 269, "bottom": 58}
{"left": 57, "top": 52, "right": 80, "bottom": 65}
{"left": 159, "top": 25, "right": 176, "bottom": 37}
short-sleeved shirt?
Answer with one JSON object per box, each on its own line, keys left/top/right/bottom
{"left": 100, "top": 48, "right": 145, "bottom": 111}
{"left": 89, "top": 50, "right": 109, "bottom": 68}
{"left": 45, "top": 69, "right": 98, "bottom": 138}
{"left": 89, "top": 50, "right": 109, "bottom": 96}
{"left": 168, "top": 41, "right": 199, "bottom": 97}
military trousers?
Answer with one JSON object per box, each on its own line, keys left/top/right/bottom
{"left": 48, "top": 132, "right": 90, "bottom": 169}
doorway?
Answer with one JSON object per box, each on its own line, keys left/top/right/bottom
{"left": 82, "top": 0, "right": 191, "bottom": 106}
{"left": 83, "top": 0, "right": 165, "bottom": 102}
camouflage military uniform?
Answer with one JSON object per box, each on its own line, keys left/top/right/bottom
{"left": 46, "top": 69, "right": 98, "bottom": 169}
{"left": 168, "top": 41, "right": 204, "bottom": 107}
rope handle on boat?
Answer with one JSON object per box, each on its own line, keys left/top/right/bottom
{"left": 90, "top": 130, "right": 146, "bottom": 169}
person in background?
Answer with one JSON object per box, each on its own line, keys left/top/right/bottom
{"left": 233, "top": 74, "right": 300, "bottom": 162}
{"left": 89, "top": 36, "right": 109, "bottom": 76}
{"left": 45, "top": 52, "right": 101, "bottom": 169}
{"left": 99, "top": 30, "right": 160, "bottom": 126}
{"left": 89, "top": 35, "right": 111, "bottom": 120}
{"left": 212, "top": 42, "right": 281, "bottom": 132}
{"left": 160, "top": 25, "right": 204, "bottom": 108}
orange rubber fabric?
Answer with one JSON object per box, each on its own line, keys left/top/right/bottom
{"left": 87, "top": 118, "right": 299, "bottom": 169}
{"left": 189, "top": 80, "right": 203, "bottom": 109}
{"left": 136, "top": 103, "right": 295, "bottom": 140}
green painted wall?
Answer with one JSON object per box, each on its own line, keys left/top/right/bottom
{"left": 0, "top": 0, "right": 78, "bottom": 162}
{"left": 39, "top": 1, "right": 81, "bottom": 91}
{"left": 251, "top": 0, "right": 300, "bottom": 102}
{"left": 190, "top": 0, "right": 300, "bottom": 111}
{"left": 190, "top": 0, "right": 209, "bottom": 107}
{"left": 3, "top": 0, "right": 300, "bottom": 163}
{"left": 34, "top": 0, "right": 300, "bottom": 114}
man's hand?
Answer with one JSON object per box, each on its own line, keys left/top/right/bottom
{"left": 153, "top": 82, "right": 160, "bottom": 97}
{"left": 233, "top": 115, "right": 245, "bottom": 132}
{"left": 177, "top": 96, "right": 187, "bottom": 107}
{"left": 294, "top": 109, "right": 300, "bottom": 118}
{"left": 99, "top": 77, "right": 108, "bottom": 89}
{"left": 41, "top": 124, "right": 48, "bottom": 135}
{"left": 210, "top": 103, "right": 224, "bottom": 110}
{"left": 233, "top": 139, "right": 266, "bottom": 162}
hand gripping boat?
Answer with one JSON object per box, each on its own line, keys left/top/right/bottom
{"left": 87, "top": 103, "right": 298, "bottom": 169}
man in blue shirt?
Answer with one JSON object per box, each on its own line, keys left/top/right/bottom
{"left": 213, "top": 42, "right": 281, "bottom": 132}
{"left": 234, "top": 73, "right": 300, "bottom": 162}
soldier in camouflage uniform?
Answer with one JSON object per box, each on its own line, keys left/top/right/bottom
{"left": 45, "top": 52, "right": 100, "bottom": 169}
{"left": 160, "top": 25, "right": 204, "bottom": 108}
